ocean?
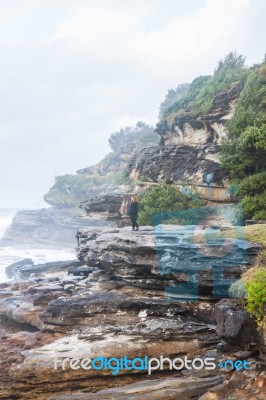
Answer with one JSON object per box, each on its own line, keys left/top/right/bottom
{"left": 0, "top": 208, "right": 75, "bottom": 283}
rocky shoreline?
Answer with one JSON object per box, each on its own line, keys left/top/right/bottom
{"left": 0, "top": 207, "right": 109, "bottom": 249}
{"left": 0, "top": 225, "right": 265, "bottom": 399}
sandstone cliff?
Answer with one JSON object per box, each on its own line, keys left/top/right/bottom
{"left": 126, "top": 83, "right": 242, "bottom": 203}
{"left": 1, "top": 82, "right": 242, "bottom": 247}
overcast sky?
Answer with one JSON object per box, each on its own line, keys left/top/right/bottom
{"left": 0, "top": 0, "right": 265, "bottom": 208}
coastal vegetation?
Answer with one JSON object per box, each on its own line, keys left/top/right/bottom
{"left": 108, "top": 121, "right": 158, "bottom": 153}
{"left": 198, "top": 224, "right": 266, "bottom": 327}
{"left": 221, "top": 60, "right": 266, "bottom": 220}
{"left": 159, "top": 51, "right": 247, "bottom": 118}
{"left": 45, "top": 53, "right": 266, "bottom": 220}
{"left": 159, "top": 52, "right": 266, "bottom": 221}
{"left": 44, "top": 172, "right": 134, "bottom": 207}
{"left": 44, "top": 121, "right": 157, "bottom": 207}
{"left": 138, "top": 183, "right": 206, "bottom": 225}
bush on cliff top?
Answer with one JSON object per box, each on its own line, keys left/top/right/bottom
{"left": 230, "top": 264, "right": 266, "bottom": 327}
{"left": 245, "top": 267, "right": 266, "bottom": 326}
{"left": 221, "top": 61, "right": 266, "bottom": 220}
{"left": 44, "top": 173, "right": 133, "bottom": 207}
{"left": 159, "top": 83, "right": 190, "bottom": 119}
{"left": 138, "top": 183, "right": 206, "bottom": 225}
{"left": 108, "top": 121, "right": 158, "bottom": 153}
{"left": 228, "top": 225, "right": 266, "bottom": 326}
{"left": 192, "top": 224, "right": 266, "bottom": 248}
{"left": 229, "top": 280, "right": 246, "bottom": 299}
{"left": 160, "top": 51, "right": 246, "bottom": 118}
{"left": 240, "top": 193, "right": 266, "bottom": 220}
{"left": 237, "top": 172, "right": 266, "bottom": 198}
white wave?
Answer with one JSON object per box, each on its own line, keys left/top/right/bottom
{"left": 0, "top": 246, "right": 76, "bottom": 283}
{"left": 0, "top": 208, "right": 21, "bottom": 239}
{"left": 0, "top": 208, "right": 77, "bottom": 283}
{"left": 0, "top": 216, "right": 13, "bottom": 239}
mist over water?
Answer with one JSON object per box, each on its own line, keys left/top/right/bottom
{"left": 0, "top": 209, "right": 75, "bottom": 283}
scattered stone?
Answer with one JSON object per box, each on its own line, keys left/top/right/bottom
{"left": 214, "top": 299, "right": 260, "bottom": 345}
{"left": 5, "top": 258, "right": 34, "bottom": 279}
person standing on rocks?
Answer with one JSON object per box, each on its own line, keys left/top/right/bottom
{"left": 129, "top": 195, "right": 139, "bottom": 231}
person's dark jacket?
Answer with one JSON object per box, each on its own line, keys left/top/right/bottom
{"left": 129, "top": 201, "right": 139, "bottom": 218}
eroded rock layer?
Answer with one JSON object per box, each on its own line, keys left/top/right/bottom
{"left": 0, "top": 224, "right": 264, "bottom": 399}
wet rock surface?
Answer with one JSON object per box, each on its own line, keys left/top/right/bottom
{"left": 76, "top": 226, "right": 260, "bottom": 297}
{"left": 5, "top": 259, "right": 81, "bottom": 280}
{"left": 0, "top": 272, "right": 220, "bottom": 399}
{"left": 215, "top": 299, "right": 260, "bottom": 345}
{"left": 5, "top": 258, "right": 35, "bottom": 279}
{"left": 0, "top": 207, "right": 105, "bottom": 248}
{"left": 80, "top": 193, "right": 125, "bottom": 222}
{"left": 126, "top": 145, "right": 228, "bottom": 187}
{"left": 51, "top": 374, "right": 224, "bottom": 400}
{"left": 0, "top": 225, "right": 264, "bottom": 399}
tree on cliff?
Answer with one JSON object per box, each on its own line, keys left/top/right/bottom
{"left": 108, "top": 121, "right": 158, "bottom": 153}
{"left": 159, "top": 83, "right": 190, "bottom": 119}
{"left": 161, "top": 51, "right": 247, "bottom": 117}
{"left": 138, "top": 183, "right": 206, "bottom": 225}
{"left": 221, "top": 60, "right": 266, "bottom": 219}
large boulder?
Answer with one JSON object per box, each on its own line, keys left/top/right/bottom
{"left": 5, "top": 259, "right": 82, "bottom": 280}
{"left": 79, "top": 193, "right": 125, "bottom": 221}
{"left": 5, "top": 258, "right": 34, "bottom": 279}
{"left": 214, "top": 299, "right": 260, "bottom": 345}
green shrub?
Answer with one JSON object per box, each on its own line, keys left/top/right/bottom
{"left": 108, "top": 121, "right": 158, "bottom": 153}
{"left": 237, "top": 172, "right": 266, "bottom": 197}
{"left": 221, "top": 60, "right": 266, "bottom": 219}
{"left": 162, "top": 52, "right": 246, "bottom": 118}
{"left": 229, "top": 280, "right": 246, "bottom": 298}
{"left": 101, "top": 152, "right": 118, "bottom": 166}
{"left": 112, "top": 172, "right": 134, "bottom": 187}
{"left": 240, "top": 193, "right": 266, "bottom": 220}
{"left": 138, "top": 183, "right": 206, "bottom": 225}
{"left": 221, "top": 62, "right": 266, "bottom": 180}
{"left": 161, "top": 75, "right": 211, "bottom": 117}
{"left": 236, "top": 173, "right": 266, "bottom": 220}
{"left": 245, "top": 268, "right": 266, "bottom": 326}
{"left": 253, "top": 210, "right": 266, "bottom": 220}
{"left": 159, "top": 83, "right": 190, "bottom": 119}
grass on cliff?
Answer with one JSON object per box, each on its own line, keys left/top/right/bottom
{"left": 220, "top": 61, "right": 266, "bottom": 220}
{"left": 44, "top": 172, "right": 134, "bottom": 207}
{"left": 243, "top": 263, "right": 266, "bottom": 327}
{"left": 210, "top": 224, "right": 266, "bottom": 327}
{"left": 191, "top": 224, "right": 266, "bottom": 247}
{"left": 160, "top": 52, "right": 247, "bottom": 118}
